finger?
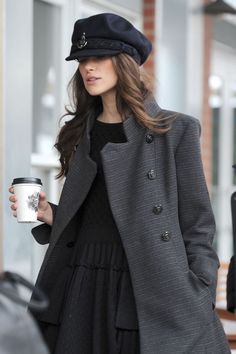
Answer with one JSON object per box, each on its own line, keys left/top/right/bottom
{"left": 9, "top": 195, "right": 17, "bottom": 202}
{"left": 9, "top": 186, "right": 14, "bottom": 193}
{"left": 13, "top": 210, "right": 17, "bottom": 218}
{"left": 11, "top": 203, "right": 17, "bottom": 211}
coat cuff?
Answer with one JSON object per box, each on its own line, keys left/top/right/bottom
{"left": 31, "top": 223, "right": 52, "bottom": 245}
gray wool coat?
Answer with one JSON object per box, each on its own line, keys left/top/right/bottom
{"left": 31, "top": 95, "right": 230, "bottom": 354}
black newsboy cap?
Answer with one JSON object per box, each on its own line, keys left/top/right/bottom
{"left": 65, "top": 13, "right": 152, "bottom": 65}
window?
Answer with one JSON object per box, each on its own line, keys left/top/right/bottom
{"left": 33, "top": 0, "right": 61, "bottom": 155}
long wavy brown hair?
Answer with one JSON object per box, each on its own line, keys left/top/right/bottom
{"left": 55, "top": 53, "right": 174, "bottom": 178}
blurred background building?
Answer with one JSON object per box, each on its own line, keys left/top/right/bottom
{"left": 0, "top": 0, "right": 236, "bottom": 287}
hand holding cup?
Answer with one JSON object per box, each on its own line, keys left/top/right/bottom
{"left": 9, "top": 177, "right": 53, "bottom": 225}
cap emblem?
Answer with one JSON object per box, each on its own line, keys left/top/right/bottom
{"left": 77, "top": 32, "right": 87, "bottom": 49}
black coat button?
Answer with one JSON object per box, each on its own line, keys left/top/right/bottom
{"left": 153, "top": 204, "right": 163, "bottom": 215}
{"left": 146, "top": 134, "right": 154, "bottom": 143}
{"left": 161, "top": 231, "right": 171, "bottom": 242}
{"left": 66, "top": 241, "right": 75, "bottom": 248}
{"left": 147, "top": 169, "right": 156, "bottom": 180}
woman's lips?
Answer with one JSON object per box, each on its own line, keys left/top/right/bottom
{"left": 86, "top": 77, "right": 101, "bottom": 84}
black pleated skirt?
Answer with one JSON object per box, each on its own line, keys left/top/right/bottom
{"left": 41, "top": 242, "right": 140, "bottom": 354}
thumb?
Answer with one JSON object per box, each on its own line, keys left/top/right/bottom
{"left": 39, "top": 191, "right": 47, "bottom": 202}
{"left": 38, "top": 192, "right": 48, "bottom": 209}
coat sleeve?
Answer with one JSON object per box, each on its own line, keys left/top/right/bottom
{"left": 31, "top": 202, "right": 57, "bottom": 245}
{"left": 175, "top": 117, "right": 220, "bottom": 302}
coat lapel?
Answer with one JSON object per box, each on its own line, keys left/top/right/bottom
{"left": 49, "top": 114, "right": 97, "bottom": 246}
{"left": 49, "top": 96, "right": 161, "bottom": 249}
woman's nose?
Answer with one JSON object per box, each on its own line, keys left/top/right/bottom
{"left": 84, "top": 59, "right": 96, "bottom": 71}
{"left": 86, "top": 66, "right": 94, "bottom": 72}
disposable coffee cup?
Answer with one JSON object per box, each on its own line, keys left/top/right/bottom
{"left": 12, "top": 177, "right": 42, "bottom": 223}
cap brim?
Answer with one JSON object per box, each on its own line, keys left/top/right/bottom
{"left": 65, "top": 48, "right": 121, "bottom": 61}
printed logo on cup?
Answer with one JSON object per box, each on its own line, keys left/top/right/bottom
{"left": 27, "top": 192, "right": 40, "bottom": 212}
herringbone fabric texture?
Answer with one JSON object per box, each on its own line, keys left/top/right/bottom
{"left": 32, "top": 95, "right": 230, "bottom": 354}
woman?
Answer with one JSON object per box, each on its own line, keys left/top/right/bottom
{"left": 9, "top": 13, "right": 230, "bottom": 354}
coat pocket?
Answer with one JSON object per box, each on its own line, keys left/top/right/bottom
{"left": 188, "top": 270, "right": 212, "bottom": 297}
{"left": 187, "top": 269, "right": 214, "bottom": 315}
{"left": 115, "top": 272, "right": 139, "bottom": 330}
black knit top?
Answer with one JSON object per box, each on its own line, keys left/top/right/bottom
{"left": 77, "top": 119, "right": 127, "bottom": 243}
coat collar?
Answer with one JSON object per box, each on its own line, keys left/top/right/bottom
{"left": 144, "top": 93, "right": 162, "bottom": 118}
{"left": 86, "top": 94, "right": 162, "bottom": 143}
{"left": 124, "top": 94, "right": 162, "bottom": 141}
